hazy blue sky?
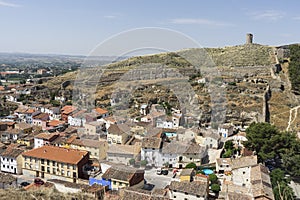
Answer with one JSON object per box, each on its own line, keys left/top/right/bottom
{"left": 0, "top": 0, "right": 299, "bottom": 55}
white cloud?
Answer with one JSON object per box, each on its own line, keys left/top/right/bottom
{"left": 292, "top": 16, "right": 300, "bottom": 20}
{"left": 249, "top": 10, "right": 285, "bottom": 21}
{"left": 103, "top": 15, "right": 117, "bottom": 19}
{"left": 170, "top": 18, "right": 234, "bottom": 26}
{"left": 0, "top": 0, "right": 20, "bottom": 7}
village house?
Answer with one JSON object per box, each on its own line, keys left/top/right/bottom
{"left": 216, "top": 155, "right": 258, "bottom": 184}
{"left": 61, "top": 105, "right": 77, "bottom": 123}
{"left": 85, "top": 121, "right": 106, "bottom": 135}
{"left": 34, "top": 132, "right": 60, "bottom": 148}
{"left": 106, "top": 144, "right": 141, "bottom": 165}
{"left": 140, "top": 104, "right": 149, "bottom": 116}
{"left": 24, "top": 108, "right": 41, "bottom": 124}
{"left": 171, "top": 109, "right": 184, "bottom": 128}
{"left": 15, "top": 122, "right": 33, "bottom": 134}
{"left": 218, "top": 124, "right": 234, "bottom": 138}
{"left": 68, "top": 110, "right": 87, "bottom": 127}
{"left": 231, "top": 132, "right": 248, "bottom": 148}
{"left": 160, "top": 141, "right": 208, "bottom": 168}
{"left": 169, "top": 180, "right": 209, "bottom": 200}
{"left": 219, "top": 163, "right": 274, "bottom": 200}
{"left": 101, "top": 166, "right": 144, "bottom": 190}
{"left": 250, "top": 164, "right": 275, "bottom": 200}
{"left": 179, "top": 168, "right": 195, "bottom": 182}
{"left": 46, "top": 120, "right": 66, "bottom": 131}
{"left": 93, "top": 107, "right": 109, "bottom": 119}
{"left": 32, "top": 113, "right": 49, "bottom": 130}
{"left": 107, "top": 124, "right": 131, "bottom": 145}
{"left": 141, "top": 137, "right": 162, "bottom": 167}
{"left": 0, "top": 122, "right": 32, "bottom": 142}
{"left": 40, "top": 105, "right": 61, "bottom": 120}
{"left": 0, "top": 129, "right": 21, "bottom": 142}
{"left": 65, "top": 136, "right": 108, "bottom": 160}
{"left": 177, "top": 128, "right": 197, "bottom": 142}
{"left": 22, "top": 145, "right": 89, "bottom": 183}
{"left": 195, "top": 128, "right": 221, "bottom": 149}
{"left": 0, "top": 121, "right": 15, "bottom": 131}
{"left": 17, "top": 135, "right": 34, "bottom": 147}
{"left": 0, "top": 144, "right": 24, "bottom": 174}
{"left": 14, "top": 106, "right": 28, "bottom": 122}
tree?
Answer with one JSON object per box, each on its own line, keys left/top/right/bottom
{"left": 270, "top": 169, "right": 290, "bottom": 187}
{"left": 244, "top": 123, "right": 279, "bottom": 162}
{"left": 273, "top": 182, "right": 295, "bottom": 200}
{"left": 140, "top": 160, "right": 148, "bottom": 166}
{"left": 209, "top": 174, "right": 218, "bottom": 184}
{"left": 224, "top": 140, "right": 234, "bottom": 150}
{"left": 129, "top": 158, "right": 135, "bottom": 166}
{"left": 211, "top": 184, "right": 221, "bottom": 193}
{"left": 288, "top": 44, "right": 300, "bottom": 93}
{"left": 222, "top": 149, "right": 233, "bottom": 158}
{"left": 185, "top": 162, "right": 197, "bottom": 169}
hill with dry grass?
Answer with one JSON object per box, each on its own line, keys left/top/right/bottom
{"left": 40, "top": 43, "right": 300, "bottom": 131}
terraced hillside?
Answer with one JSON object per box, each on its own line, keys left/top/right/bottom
{"left": 41, "top": 43, "right": 300, "bottom": 131}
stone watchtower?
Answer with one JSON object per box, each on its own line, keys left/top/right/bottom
{"left": 246, "top": 33, "right": 253, "bottom": 44}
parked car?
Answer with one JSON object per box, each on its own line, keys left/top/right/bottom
{"left": 162, "top": 169, "right": 169, "bottom": 175}
{"left": 156, "top": 168, "right": 162, "bottom": 175}
{"left": 34, "top": 178, "right": 44, "bottom": 185}
{"left": 20, "top": 182, "right": 30, "bottom": 187}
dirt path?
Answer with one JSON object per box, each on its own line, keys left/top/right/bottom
{"left": 286, "top": 105, "right": 300, "bottom": 131}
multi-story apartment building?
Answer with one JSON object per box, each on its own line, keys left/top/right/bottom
{"left": 22, "top": 146, "right": 89, "bottom": 183}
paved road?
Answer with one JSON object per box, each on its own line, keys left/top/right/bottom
{"left": 144, "top": 168, "right": 173, "bottom": 189}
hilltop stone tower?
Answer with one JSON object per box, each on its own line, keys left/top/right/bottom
{"left": 246, "top": 33, "right": 253, "bottom": 44}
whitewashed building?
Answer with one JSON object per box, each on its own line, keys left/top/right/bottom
{"left": 0, "top": 145, "right": 24, "bottom": 174}
{"left": 141, "top": 137, "right": 162, "bottom": 167}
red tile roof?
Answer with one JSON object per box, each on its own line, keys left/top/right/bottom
{"left": 47, "top": 120, "right": 65, "bottom": 127}
{"left": 22, "top": 146, "right": 88, "bottom": 165}
{"left": 34, "top": 132, "right": 59, "bottom": 141}
{"left": 94, "top": 108, "right": 108, "bottom": 115}
{"left": 61, "top": 106, "right": 77, "bottom": 115}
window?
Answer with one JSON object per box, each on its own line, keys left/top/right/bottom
{"left": 41, "top": 159, "right": 44, "bottom": 164}
{"left": 52, "top": 161, "right": 56, "bottom": 166}
{"left": 61, "top": 163, "right": 64, "bottom": 168}
{"left": 73, "top": 165, "right": 76, "bottom": 170}
{"left": 243, "top": 171, "right": 245, "bottom": 174}
{"left": 113, "top": 181, "right": 116, "bottom": 185}
{"left": 67, "top": 164, "right": 70, "bottom": 169}
{"left": 47, "top": 160, "right": 50, "bottom": 165}
{"left": 119, "top": 182, "right": 122, "bottom": 186}
{"left": 53, "top": 168, "right": 56, "bottom": 174}
{"left": 11, "top": 166, "right": 13, "bottom": 169}
{"left": 61, "top": 169, "right": 65, "bottom": 175}
{"left": 47, "top": 167, "right": 50, "bottom": 173}
{"left": 173, "top": 196, "right": 176, "bottom": 198}
{"left": 67, "top": 171, "right": 70, "bottom": 177}
{"left": 11, "top": 159, "right": 13, "bottom": 162}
